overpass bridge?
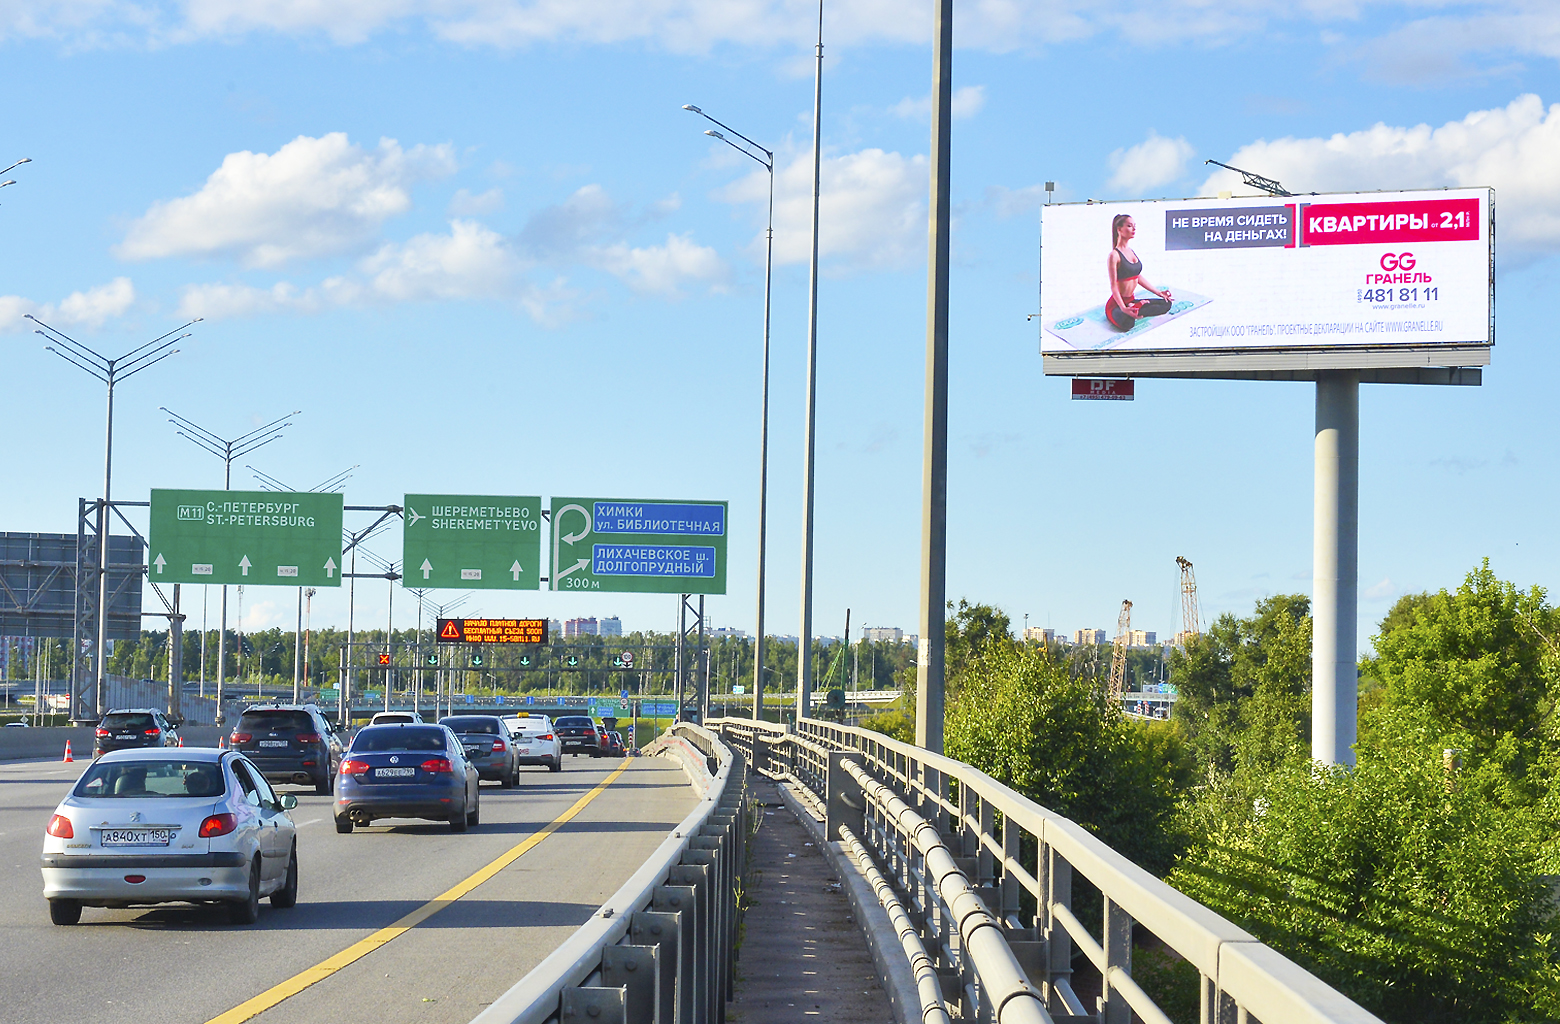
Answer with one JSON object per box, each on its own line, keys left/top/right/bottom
{"left": 0, "top": 721, "right": 1384, "bottom": 1024}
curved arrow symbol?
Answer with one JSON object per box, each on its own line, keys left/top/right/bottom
{"left": 551, "top": 504, "right": 590, "bottom": 591}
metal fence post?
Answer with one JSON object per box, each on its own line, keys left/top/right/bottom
{"left": 825, "top": 750, "right": 864, "bottom": 842}
{"left": 653, "top": 885, "right": 700, "bottom": 1024}
{"left": 1102, "top": 897, "right": 1133, "bottom": 1024}
{"left": 631, "top": 910, "right": 683, "bottom": 1024}
{"left": 1046, "top": 845, "right": 1074, "bottom": 1016}
{"left": 561, "top": 986, "right": 627, "bottom": 1024}
{"left": 601, "top": 944, "right": 659, "bottom": 1024}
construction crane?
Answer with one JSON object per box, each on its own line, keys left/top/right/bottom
{"left": 1203, "top": 159, "right": 1292, "bottom": 198}
{"left": 1108, "top": 599, "right": 1132, "bottom": 705}
{"left": 1176, "top": 556, "right": 1200, "bottom": 646}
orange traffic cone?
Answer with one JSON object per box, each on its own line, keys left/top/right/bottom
{"left": 177, "top": 736, "right": 184, "bottom": 748}
{"left": 62, "top": 740, "right": 74, "bottom": 763}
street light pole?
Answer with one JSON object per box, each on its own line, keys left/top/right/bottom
{"left": 681, "top": 103, "right": 775, "bottom": 722}
{"left": 31, "top": 314, "right": 195, "bottom": 720}
{"left": 163, "top": 407, "right": 299, "bottom": 727}
{"left": 798, "top": 0, "right": 825, "bottom": 723}
{"left": 916, "top": 0, "right": 954, "bottom": 754}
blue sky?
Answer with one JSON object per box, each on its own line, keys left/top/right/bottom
{"left": 3, "top": 1, "right": 1558, "bottom": 651}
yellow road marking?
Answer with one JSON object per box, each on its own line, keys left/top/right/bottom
{"left": 206, "top": 761, "right": 633, "bottom": 1024}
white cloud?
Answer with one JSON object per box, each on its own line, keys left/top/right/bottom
{"left": 591, "top": 233, "right": 728, "bottom": 295}
{"left": 720, "top": 146, "right": 926, "bottom": 269}
{"left": 891, "top": 85, "right": 987, "bottom": 121}
{"left": 1363, "top": 577, "right": 1396, "bottom": 601}
{"left": 118, "top": 133, "right": 456, "bottom": 268}
{"left": 363, "top": 219, "right": 522, "bottom": 301}
{"left": 0, "top": 277, "right": 136, "bottom": 332}
{"left": 448, "top": 187, "right": 505, "bottom": 216}
{"left": 1201, "top": 94, "right": 1560, "bottom": 254}
{"left": 1107, "top": 131, "right": 1195, "bottom": 193}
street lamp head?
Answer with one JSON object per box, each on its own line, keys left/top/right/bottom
{"left": 0, "top": 180, "right": 15, "bottom": 188}
{"left": 682, "top": 104, "right": 702, "bottom": 113}
{"left": 705, "top": 130, "right": 724, "bottom": 140}
{"left": 15, "top": 158, "right": 30, "bottom": 165}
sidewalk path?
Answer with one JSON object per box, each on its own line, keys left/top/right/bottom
{"left": 730, "top": 780, "right": 894, "bottom": 1024}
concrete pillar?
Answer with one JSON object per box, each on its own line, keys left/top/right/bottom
{"left": 1313, "top": 371, "right": 1359, "bottom": 766}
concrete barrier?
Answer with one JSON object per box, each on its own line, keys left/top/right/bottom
{"left": 0, "top": 725, "right": 226, "bottom": 761}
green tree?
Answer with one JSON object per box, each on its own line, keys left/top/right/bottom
{"left": 947, "top": 640, "right": 1192, "bottom": 874}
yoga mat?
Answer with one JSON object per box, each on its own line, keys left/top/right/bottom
{"left": 1044, "top": 290, "right": 1213, "bottom": 351}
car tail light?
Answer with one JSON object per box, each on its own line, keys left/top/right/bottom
{"left": 144, "top": 728, "right": 160, "bottom": 736}
{"left": 492, "top": 738, "right": 507, "bottom": 753}
{"left": 540, "top": 733, "right": 554, "bottom": 741}
{"left": 95, "top": 728, "right": 110, "bottom": 738}
{"left": 199, "top": 813, "right": 237, "bottom": 838}
{"left": 47, "top": 814, "right": 73, "bottom": 839}
{"left": 124, "top": 875, "right": 146, "bottom": 884}
{"left": 231, "top": 732, "right": 252, "bottom": 744}
{"left": 420, "top": 757, "right": 453, "bottom": 774}
{"left": 340, "top": 759, "right": 370, "bottom": 776}
{"left": 297, "top": 732, "right": 321, "bottom": 743}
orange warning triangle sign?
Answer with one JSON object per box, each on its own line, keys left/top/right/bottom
{"left": 439, "top": 620, "right": 462, "bottom": 640}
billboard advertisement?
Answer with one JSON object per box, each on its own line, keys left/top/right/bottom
{"left": 1039, "top": 188, "right": 1492, "bottom": 359}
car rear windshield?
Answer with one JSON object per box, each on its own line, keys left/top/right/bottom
{"left": 101, "top": 713, "right": 156, "bottom": 730}
{"left": 441, "top": 717, "right": 500, "bottom": 734}
{"left": 352, "top": 726, "right": 448, "bottom": 752}
{"left": 74, "top": 760, "right": 226, "bottom": 798}
{"left": 555, "top": 716, "right": 593, "bottom": 727}
{"left": 239, "top": 710, "right": 314, "bottom": 731}
{"left": 374, "top": 714, "right": 417, "bottom": 723}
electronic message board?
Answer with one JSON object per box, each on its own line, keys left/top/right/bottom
{"left": 1039, "top": 187, "right": 1492, "bottom": 374}
{"left": 437, "top": 618, "right": 548, "bottom": 644}
{"left": 549, "top": 497, "right": 727, "bottom": 595}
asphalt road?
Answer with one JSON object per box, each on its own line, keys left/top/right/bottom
{"left": 0, "top": 751, "right": 696, "bottom": 1024}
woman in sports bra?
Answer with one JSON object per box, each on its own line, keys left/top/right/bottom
{"left": 1106, "top": 214, "right": 1173, "bottom": 331}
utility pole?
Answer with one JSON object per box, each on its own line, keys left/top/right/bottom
{"left": 797, "top": 0, "right": 825, "bottom": 724}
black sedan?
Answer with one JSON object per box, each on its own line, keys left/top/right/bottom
{"left": 333, "top": 725, "right": 480, "bottom": 833}
{"left": 439, "top": 715, "right": 519, "bottom": 787}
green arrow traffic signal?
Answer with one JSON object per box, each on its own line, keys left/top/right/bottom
{"left": 471, "top": 653, "right": 484, "bottom": 667}
{"left": 519, "top": 655, "right": 532, "bottom": 667}
{"left": 567, "top": 655, "right": 579, "bottom": 667}
{"left": 426, "top": 653, "right": 438, "bottom": 666}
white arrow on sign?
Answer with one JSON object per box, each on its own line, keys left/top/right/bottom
{"left": 551, "top": 503, "right": 590, "bottom": 591}
{"left": 239, "top": 555, "right": 251, "bottom": 577}
{"left": 153, "top": 554, "right": 166, "bottom": 575}
{"left": 324, "top": 557, "right": 337, "bottom": 579}
{"left": 407, "top": 506, "right": 425, "bottom": 527}
{"left": 555, "top": 557, "right": 590, "bottom": 583}
{"left": 510, "top": 560, "right": 523, "bottom": 581}
{"left": 421, "top": 558, "right": 433, "bottom": 580}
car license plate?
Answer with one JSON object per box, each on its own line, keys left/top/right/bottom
{"left": 114, "top": 733, "right": 137, "bottom": 740}
{"left": 100, "top": 828, "right": 171, "bottom": 846}
{"left": 518, "top": 747, "right": 531, "bottom": 754}
{"left": 259, "top": 739, "right": 288, "bottom": 747}
{"left": 464, "top": 747, "right": 483, "bottom": 758}
{"left": 376, "top": 767, "right": 415, "bottom": 777}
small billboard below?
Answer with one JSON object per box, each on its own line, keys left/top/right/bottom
{"left": 1072, "top": 379, "right": 1134, "bottom": 401}
{"left": 1040, "top": 188, "right": 1492, "bottom": 377}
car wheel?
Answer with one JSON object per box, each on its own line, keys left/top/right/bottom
{"left": 271, "top": 843, "right": 298, "bottom": 908}
{"left": 228, "top": 858, "right": 262, "bottom": 925}
{"left": 550, "top": 757, "right": 562, "bottom": 772}
{"left": 315, "top": 773, "right": 332, "bottom": 796}
{"left": 499, "top": 768, "right": 513, "bottom": 789}
{"left": 334, "top": 815, "right": 354, "bottom": 834}
{"left": 450, "top": 806, "right": 469, "bottom": 833}
{"left": 48, "top": 898, "right": 82, "bottom": 926}
{"left": 467, "top": 794, "right": 480, "bottom": 827}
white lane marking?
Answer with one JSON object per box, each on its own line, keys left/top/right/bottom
{"left": 295, "top": 818, "right": 322, "bottom": 827}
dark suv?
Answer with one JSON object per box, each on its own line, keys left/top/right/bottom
{"left": 555, "top": 715, "right": 603, "bottom": 757}
{"left": 94, "top": 708, "right": 180, "bottom": 757}
{"left": 230, "top": 704, "right": 344, "bottom": 794}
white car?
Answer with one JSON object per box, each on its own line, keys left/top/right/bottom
{"left": 40, "top": 748, "right": 299, "bottom": 926}
{"left": 370, "top": 711, "right": 426, "bottom": 726}
{"left": 502, "top": 714, "right": 562, "bottom": 772}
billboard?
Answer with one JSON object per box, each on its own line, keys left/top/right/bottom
{"left": 1040, "top": 188, "right": 1492, "bottom": 371}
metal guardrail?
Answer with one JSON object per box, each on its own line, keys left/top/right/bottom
{"left": 469, "top": 723, "right": 748, "bottom": 1024}
{"left": 715, "top": 717, "right": 1385, "bottom": 1024}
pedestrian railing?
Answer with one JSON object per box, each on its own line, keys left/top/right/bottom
{"left": 714, "top": 717, "right": 1383, "bottom": 1024}
{"left": 470, "top": 722, "right": 748, "bottom": 1024}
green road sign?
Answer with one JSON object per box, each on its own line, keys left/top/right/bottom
{"left": 149, "top": 489, "right": 344, "bottom": 587}
{"left": 402, "top": 494, "right": 543, "bottom": 590}
{"left": 549, "top": 497, "right": 727, "bottom": 595}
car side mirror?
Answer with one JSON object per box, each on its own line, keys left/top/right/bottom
{"left": 279, "top": 794, "right": 298, "bottom": 810}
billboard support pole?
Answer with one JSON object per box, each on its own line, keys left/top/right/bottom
{"left": 915, "top": 0, "right": 953, "bottom": 755}
{"left": 1313, "top": 371, "right": 1359, "bottom": 767}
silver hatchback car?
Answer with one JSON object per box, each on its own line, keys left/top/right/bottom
{"left": 41, "top": 748, "right": 299, "bottom": 926}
